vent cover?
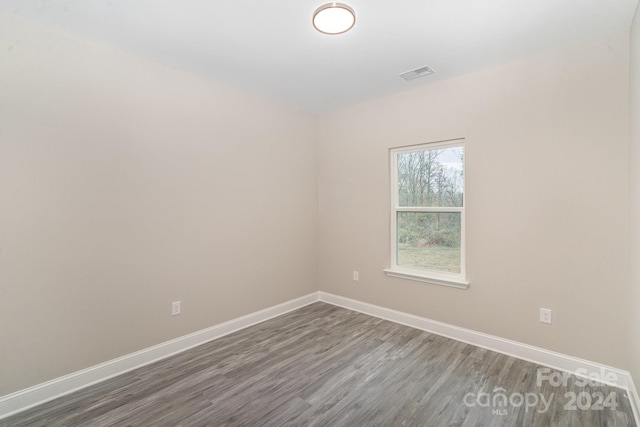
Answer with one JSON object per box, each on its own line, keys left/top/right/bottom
{"left": 399, "top": 65, "right": 435, "bottom": 81}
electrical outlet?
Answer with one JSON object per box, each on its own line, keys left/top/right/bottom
{"left": 172, "top": 301, "right": 181, "bottom": 316}
{"left": 539, "top": 308, "right": 552, "bottom": 324}
{"left": 353, "top": 271, "right": 359, "bottom": 281}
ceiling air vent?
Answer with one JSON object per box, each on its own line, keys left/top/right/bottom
{"left": 399, "top": 65, "right": 435, "bottom": 81}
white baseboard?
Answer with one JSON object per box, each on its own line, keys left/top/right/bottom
{"left": 2, "top": 290, "right": 638, "bottom": 426}
{"left": 318, "top": 292, "right": 636, "bottom": 391}
{"left": 0, "top": 292, "right": 319, "bottom": 420}
{"left": 319, "top": 292, "right": 639, "bottom": 426}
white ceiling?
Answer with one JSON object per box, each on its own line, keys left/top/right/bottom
{"left": 2, "top": 0, "right": 638, "bottom": 112}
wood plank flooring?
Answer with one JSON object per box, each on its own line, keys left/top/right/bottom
{"left": 1, "top": 302, "right": 636, "bottom": 426}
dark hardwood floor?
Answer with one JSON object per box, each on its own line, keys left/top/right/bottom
{"left": 1, "top": 302, "right": 636, "bottom": 426}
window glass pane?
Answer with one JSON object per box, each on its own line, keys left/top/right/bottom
{"left": 397, "top": 146, "right": 463, "bottom": 207}
{"left": 397, "top": 212, "right": 461, "bottom": 273}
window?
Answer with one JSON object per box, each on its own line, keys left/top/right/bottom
{"left": 384, "top": 139, "right": 468, "bottom": 288}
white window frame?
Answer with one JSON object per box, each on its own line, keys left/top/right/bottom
{"left": 384, "top": 138, "right": 469, "bottom": 289}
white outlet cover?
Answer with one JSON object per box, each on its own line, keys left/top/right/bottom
{"left": 172, "top": 301, "right": 181, "bottom": 316}
{"left": 539, "top": 308, "right": 552, "bottom": 324}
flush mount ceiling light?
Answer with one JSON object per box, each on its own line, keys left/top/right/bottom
{"left": 313, "top": 3, "right": 356, "bottom": 35}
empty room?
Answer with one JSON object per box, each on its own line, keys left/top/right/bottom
{"left": 1, "top": 0, "right": 640, "bottom": 425}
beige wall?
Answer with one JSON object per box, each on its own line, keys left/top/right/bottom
{"left": 318, "top": 32, "right": 631, "bottom": 370}
{"left": 0, "top": 14, "right": 318, "bottom": 395}
{"left": 630, "top": 4, "right": 640, "bottom": 383}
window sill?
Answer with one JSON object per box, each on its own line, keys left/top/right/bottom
{"left": 383, "top": 269, "right": 469, "bottom": 289}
